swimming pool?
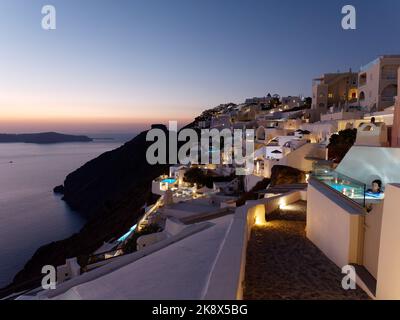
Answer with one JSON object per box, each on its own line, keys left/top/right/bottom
{"left": 311, "top": 170, "right": 384, "bottom": 206}
{"left": 324, "top": 180, "right": 365, "bottom": 199}
{"left": 118, "top": 224, "right": 137, "bottom": 242}
{"left": 161, "top": 178, "right": 177, "bottom": 184}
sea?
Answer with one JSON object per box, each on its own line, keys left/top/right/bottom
{"left": 0, "top": 134, "right": 133, "bottom": 288}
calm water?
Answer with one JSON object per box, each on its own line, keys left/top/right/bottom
{"left": 0, "top": 140, "right": 125, "bottom": 288}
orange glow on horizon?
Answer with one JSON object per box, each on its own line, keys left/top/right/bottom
{"left": 0, "top": 115, "right": 194, "bottom": 134}
{"left": 0, "top": 93, "right": 200, "bottom": 130}
{"left": 0, "top": 85, "right": 201, "bottom": 134}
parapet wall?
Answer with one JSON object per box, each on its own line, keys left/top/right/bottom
{"left": 306, "top": 178, "right": 364, "bottom": 269}
{"left": 376, "top": 184, "right": 400, "bottom": 299}
{"left": 202, "top": 190, "right": 306, "bottom": 299}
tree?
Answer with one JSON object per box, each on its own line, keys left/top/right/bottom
{"left": 183, "top": 167, "right": 213, "bottom": 188}
{"left": 183, "top": 167, "right": 235, "bottom": 189}
{"left": 304, "top": 97, "right": 312, "bottom": 108}
{"left": 328, "top": 129, "right": 357, "bottom": 163}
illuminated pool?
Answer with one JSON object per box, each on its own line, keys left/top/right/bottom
{"left": 118, "top": 224, "right": 137, "bottom": 242}
{"left": 324, "top": 181, "right": 365, "bottom": 199}
{"left": 161, "top": 178, "right": 177, "bottom": 184}
{"left": 312, "top": 170, "right": 384, "bottom": 206}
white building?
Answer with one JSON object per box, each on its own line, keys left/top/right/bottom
{"left": 210, "top": 114, "right": 232, "bottom": 129}
{"left": 281, "top": 96, "right": 303, "bottom": 109}
{"left": 357, "top": 55, "right": 400, "bottom": 112}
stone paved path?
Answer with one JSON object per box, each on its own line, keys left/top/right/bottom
{"left": 244, "top": 201, "right": 369, "bottom": 300}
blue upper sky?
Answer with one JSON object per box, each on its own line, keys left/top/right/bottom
{"left": 0, "top": 0, "right": 399, "bottom": 133}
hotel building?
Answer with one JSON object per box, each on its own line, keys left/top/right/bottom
{"left": 311, "top": 71, "right": 358, "bottom": 121}
{"left": 357, "top": 55, "right": 400, "bottom": 112}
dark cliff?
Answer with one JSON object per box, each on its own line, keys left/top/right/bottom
{"left": 3, "top": 127, "right": 171, "bottom": 294}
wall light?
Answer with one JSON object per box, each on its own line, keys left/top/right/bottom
{"left": 278, "top": 199, "right": 287, "bottom": 210}
{"left": 255, "top": 215, "right": 264, "bottom": 226}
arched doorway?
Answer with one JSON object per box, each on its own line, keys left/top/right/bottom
{"left": 256, "top": 126, "right": 266, "bottom": 140}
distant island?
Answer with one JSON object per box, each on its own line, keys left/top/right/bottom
{"left": 0, "top": 132, "right": 93, "bottom": 144}
{"left": 91, "top": 137, "right": 115, "bottom": 141}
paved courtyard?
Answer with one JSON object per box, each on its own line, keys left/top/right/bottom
{"left": 244, "top": 201, "right": 370, "bottom": 300}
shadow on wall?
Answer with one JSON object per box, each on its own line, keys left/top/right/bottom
{"left": 335, "top": 146, "right": 400, "bottom": 187}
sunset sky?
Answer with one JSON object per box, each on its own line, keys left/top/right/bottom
{"left": 1, "top": 0, "right": 399, "bottom": 134}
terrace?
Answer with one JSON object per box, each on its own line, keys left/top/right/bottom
{"left": 311, "top": 169, "right": 384, "bottom": 208}
{"left": 244, "top": 201, "right": 369, "bottom": 300}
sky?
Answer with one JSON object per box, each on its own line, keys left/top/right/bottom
{"left": 0, "top": 0, "right": 399, "bottom": 134}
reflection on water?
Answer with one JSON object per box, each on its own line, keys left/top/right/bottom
{"left": 312, "top": 169, "right": 385, "bottom": 207}
{"left": 312, "top": 170, "right": 367, "bottom": 206}
{"left": 0, "top": 141, "right": 123, "bottom": 287}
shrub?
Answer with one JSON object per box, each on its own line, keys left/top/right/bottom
{"left": 183, "top": 167, "right": 235, "bottom": 188}
{"left": 183, "top": 167, "right": 212, "bottom": 187}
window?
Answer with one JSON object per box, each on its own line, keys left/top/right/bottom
{"left": 328, "top": 93, "right": 333, "bottom": 99}
{"left": 359, "top": 73, "right": 367, "bottom": 86}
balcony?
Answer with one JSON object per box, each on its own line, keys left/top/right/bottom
{"left": 359, "top": 73, "right": 367, "bottom": 87}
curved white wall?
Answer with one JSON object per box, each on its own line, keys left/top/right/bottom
{"left": 336, "top": 146, "right": 400, "bottom": 187}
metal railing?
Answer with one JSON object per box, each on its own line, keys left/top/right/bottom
{"left": 311, "top": 170, "right": 367, "bottom": 208}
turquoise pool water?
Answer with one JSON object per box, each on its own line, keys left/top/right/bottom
{"left": 118, "top": 224, "right": 137, "bottom": 242}
{"left": 312, "top": 170, "right": 384, "bottom": 205}
{"left": 325, "top": 181, "right": 365, "bottom": 199}
{"left": 161, "top": 178, "right": 177, "bottom": 184}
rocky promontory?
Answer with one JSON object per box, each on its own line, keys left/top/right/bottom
{"left": 2, "top": 126, "right": 174, "bottom": 294}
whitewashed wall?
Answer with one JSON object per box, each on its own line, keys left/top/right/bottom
{"left": 306, "top": 180, "right": 364, "bottom": 268}
{"left": 376, "top": 184, "right": 400, "bottom": 299}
